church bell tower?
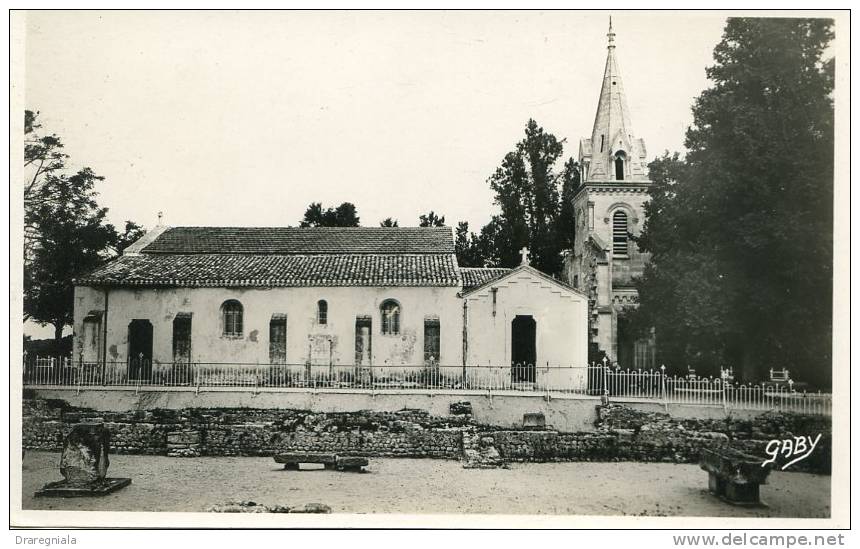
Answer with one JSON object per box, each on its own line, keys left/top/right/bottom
{"left": 564, "top": 19, "right": 655, "bottom": 368}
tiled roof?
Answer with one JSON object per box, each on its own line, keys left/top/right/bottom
{"left": 77, "top": 254, "right": 461, "bottom": 288}
{"left": 140, "top": 226, "right": 455, "bottom": 255}
{"left": 460, "top": 267, "right": 511, "bottom": 292}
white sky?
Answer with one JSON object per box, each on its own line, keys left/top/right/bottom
{"left": 22, "top": 11, "right": 728, "bottom": 337}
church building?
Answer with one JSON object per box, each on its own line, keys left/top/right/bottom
{"left": 563, "top": 21, "right": 656, "bottom": 368}
{"left": 73, "top": 226, "right": 589, "bottom": 389}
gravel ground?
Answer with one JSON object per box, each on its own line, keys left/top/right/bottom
{"left": 21, "top": 451, "right": 830, "bottom": 517}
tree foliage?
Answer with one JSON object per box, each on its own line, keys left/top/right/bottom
{"left": 457, "top": 119, "right": 577, "bottom": 274}
{"left": 24, "top": 110, "right": 145, "bottom": 340}
{"left": 632, "top": 19, "right": 834, "bottom": 386}
{"left": 418, "top": 211, "right": 446, "bottom": 227}
{"left": 300, "top": 202, "right": 361, "bottom": 227}
{"left": 379, "top": 217, "right": 399, "bottom": 227}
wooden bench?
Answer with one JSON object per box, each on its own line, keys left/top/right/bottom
{"left": 273, "top": 452, "right": 368, "bottom": 472}
{"left": 700, "top": 448, "right": 772, "bottom": 506}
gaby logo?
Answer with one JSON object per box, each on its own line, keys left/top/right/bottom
{"left": 762, "top": 434, "right": 822, "bottom": 470}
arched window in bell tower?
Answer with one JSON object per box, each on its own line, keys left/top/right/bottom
{"left": 614, "top": 152, "right": 626, "bottom": 181}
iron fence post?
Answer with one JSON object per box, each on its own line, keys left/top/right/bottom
{"left": 601, "top": 356, "right": 609, "bottom": 404}
{"left": 660, "top": 364, "right": 667, "bottom": 405}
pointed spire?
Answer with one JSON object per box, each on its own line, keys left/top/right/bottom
{"left": 577, "top": 18, "right": 649, "bottom": 183}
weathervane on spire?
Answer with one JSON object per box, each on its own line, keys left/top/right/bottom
{"left": 607, "top": 16, "right": 616, "bottom": 49}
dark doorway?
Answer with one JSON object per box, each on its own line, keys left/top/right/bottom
{"left": 616, "top": 315, "right": 635, "bottom": 369}
{"left": 511, "top": 315, "right": 536, "bottom": 383}
{"left": 269, "top": 315, "right": 287, "bottom": 364}
{"left": 354, "top": 316, "right": 372, "bottom": 366}
{"left": 128, "top": 319, "right": 153, "bottom": 381}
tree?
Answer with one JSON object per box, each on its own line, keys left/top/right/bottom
{"left": 633, "top": 19, "right": 834, "bottom": 386}
{"left": 112, "top": 221, "right": 147, "bottom": 254}
{"left": 23, "top": 111, "right": 146, "bottom": 342}
{"left": 482, "top": 119, "right": 570, "bottom": 274}
{"left": 379, "top": 217, "right": 399, "bottom": 227}
{"left": 454, "top": 221, "right": 484, "bottom": 267}
{"left": 24, "top": 110, "right": 71, "bottom": 259}
{"left": 556, "top": 158, "right": 581, "bottom": 252}
{"left": 418, "top": 211, "right": 446, "bottom": 227}
{"left": 300, "top": 202, "right": 361, "bottom": 227}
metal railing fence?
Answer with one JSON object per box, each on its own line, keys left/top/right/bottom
{"left": 21, "top": 354, "right": 831, "bottom": 415}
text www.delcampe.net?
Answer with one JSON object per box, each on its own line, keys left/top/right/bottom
{"left": 672, "top": 534, "right": 847, "bottom": 547}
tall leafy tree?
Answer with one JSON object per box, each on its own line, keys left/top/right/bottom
{"left": 300, "top": 202, "right": 361, "bottom": 227}
{"left": 23, "top": 111, "right": 145, "bottom": 342}
{"left": 484, "top": 119, "right": 569, "bottom": 273}
{"left": 379, "top": 217, "right": 399, "bottom": 227}
{"left": 633, "top": 19, "right": 834, "bottom": 386}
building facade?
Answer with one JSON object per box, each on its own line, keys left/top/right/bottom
{"left": 563, "top": 21, "right": 656, "bottom": 368}
{"left": 73, "top": 226, "right": 588, "bottom": 389}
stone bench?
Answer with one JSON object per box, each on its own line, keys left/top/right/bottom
{"left": 700, "top": 447, "right": 772, "bottom": 506}
{"left": 273, "top": 452, "right": 368, "bottom": 472}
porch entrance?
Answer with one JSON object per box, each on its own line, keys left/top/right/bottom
{"left": 511, "top": 315, "right": 536, "bottom": 383}
{"left": 128, "top": 319, "right": 153, "bottom": 381}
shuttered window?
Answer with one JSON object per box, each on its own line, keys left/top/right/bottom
{"left": 613, "top": 211, "right": 628, "bottom": 256}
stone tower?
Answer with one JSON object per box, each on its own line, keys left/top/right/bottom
{"left": 563, "top": 19, "right": 655, "bottom": 368}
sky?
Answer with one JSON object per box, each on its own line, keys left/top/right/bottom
{"left": 22, "top": 11, "right": 728, "bottom": 337}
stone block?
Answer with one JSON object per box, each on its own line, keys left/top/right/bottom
{"left": 36, "top": 423, "right": 131, "bottom": 498}
{"left": 273, "top": 452, "right": 337, "bottom": 465}
{"left": 700, "top": 447, "right": 771, "bottom": 506}
{"left": 167, "top": 430, "right": 201, "bottom": 445}
{"left": 522, "top": 413, "right": 546, "bottom": 429}
{"left": 60, "top": 423, "right": 110, "bottom": 486}
{"left": 449, "top": 402, "right": 473, "bottom": 416}
{"left": 335, "top": 455, "right": 369, "bottom": 471}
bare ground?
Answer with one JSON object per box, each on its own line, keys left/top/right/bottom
{"left": 21, "top": 451, "right": 830, "bottom": 517}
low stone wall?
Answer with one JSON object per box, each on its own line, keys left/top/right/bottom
{"left": 594, "top": 404, "right": 832, "bottom": 473}
{"left": 21, "top": 398, "right": 831, "bottom": 473}
{"left": 22, "top": 400, "right": 475, "bottom": 459}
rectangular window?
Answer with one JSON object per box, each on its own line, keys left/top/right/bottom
{"left": 573, "top": 275, "right": 579, "bottom": 288}
{"left": 269, "top": 315, "right": 287, "bottom": 364}
{"left": 423, "top": 318, "right": 441, "bottom": 365}
{"left": 172, "top": 314, "right": 192, "bottom": 364}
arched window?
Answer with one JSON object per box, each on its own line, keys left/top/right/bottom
{"left": 380, "top": 299, "right": 401, "bottom": 335}
{"left": 614, "top": 152, "right": 626, "bottom": 181}
{"left": 221, "top": 300, "right": 243, "bottom": 337}
{"left": 317, "top": 300, "right": 328, "bottom": 325}
{"left": 612, "top": 211, "right": 629, "bottom": 256}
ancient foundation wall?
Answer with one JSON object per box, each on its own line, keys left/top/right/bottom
{"left": 22, "top": 397, "right": 831, "bottom": 473}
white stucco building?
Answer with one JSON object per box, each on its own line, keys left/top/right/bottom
{"left": 73, "top": 226, "right": 588, "bottom": 390}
